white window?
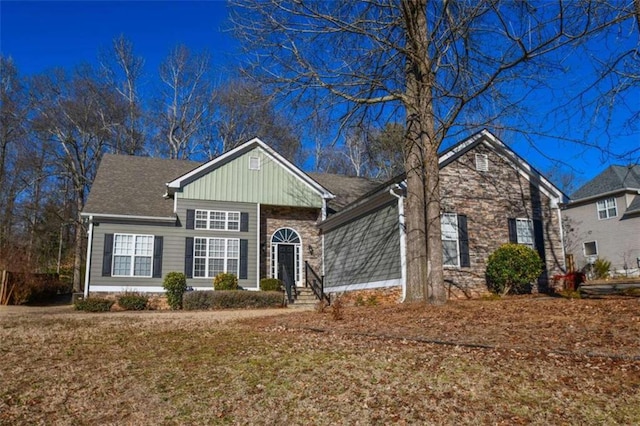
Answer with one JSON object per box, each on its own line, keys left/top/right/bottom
{"left": 194, "top": 210, "right": 241, "bottom": 231}
{"left": 249, "top": 156, "right": 260, "bottom": 170}
{"left": 193, "top": 237, "right": 239, "bottom": 278}
{"left": 441, "top": 213, "right": 460, "bottom": 267}
{"left": 475, "top": 153, "right": 489, "bottom": 172}
{"left": 515, "top": 219, "right": 534, "bottom": 248}
{"left": 597, "top": 197, "right": 617, "bottom": 219}
{"left": 112, "top": 234, "right": 154, "bottom": 277}
{"left": 583, "top": 241, "right": 598, "bottom": 257}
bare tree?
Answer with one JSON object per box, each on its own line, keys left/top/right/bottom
{"left": 153, "top": 45, "right": 214, "bottom": 159}
{"left": 99, "top": 35, "right": 146, "bottom": 155}
{"left": 31, "top": 66, "right": 128, "bottom": 291}
{"left": 231, "top": 0, "right": 635, "bottom": 304}
{"left": 210, "top": 78, "right": 303, "bottom": 161}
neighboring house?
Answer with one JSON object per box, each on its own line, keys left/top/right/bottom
{"left": 562, "top": 165, "right": 640, "bottom": 277}
{"left": 320, "top": 129, "right": 567, "bottom": 299}
{"left": 82, "top": 130, "right": 567, "bottom": 300}
{"left": 81, "top": 138, "right": 378, "bottom": 296}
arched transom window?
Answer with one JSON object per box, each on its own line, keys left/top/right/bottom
{"left": 271, "top": 228, "right": 302, "bottom": 285}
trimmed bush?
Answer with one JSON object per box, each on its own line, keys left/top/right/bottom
{"left": 260, "top": 278, "right": 283, "bottom": 292}
{"left": 183, "top": 290, "right": 284, "bottom": 310}
{"left": 117, "top": 292, "right": 148, "bottom": 310}
{"left": 163, "top": 272, "right": 187, "bottom": 310}
{"left": 213, "top": 273, "right": 239, "bottom": 291}
{"left": 74, "top": 297, "right": 114, "bottom": 312}
{"left": 486, "top": 243, "right": 543, "bottom": 296}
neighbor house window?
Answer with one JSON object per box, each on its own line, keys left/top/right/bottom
{"left": 194, "top": 210, "right": 240, "bottom": 231}
{"left": 597, "top": 197, "right": 617, "bottom": 219}
{"left": 193, "top": 237, "right": 239, "bottom": 278}
{"left": 441, "top": 213, "right": 460, "bottom": 267}
{"left": 112, "top": 234, "right": 154, "bottom": 277}
{"left": 515, "top": 219, "right": 534, "bottom": 248}
{"left": 583, "top": 241, "right": 598, "bottom": 257}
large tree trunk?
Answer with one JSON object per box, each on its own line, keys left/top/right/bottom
{"left": 402, "top": 0, "right": 446, "bottom": 304}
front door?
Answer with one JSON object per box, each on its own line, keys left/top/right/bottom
{"left": 277, "top": 244, "right": 296, "bottom": 287}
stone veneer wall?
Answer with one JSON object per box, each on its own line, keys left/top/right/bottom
{"left": 260, "top": 206, "right": 323, "bottom": 283}
{"left": 438, "top": 143, "right": 565, "bottom": 298}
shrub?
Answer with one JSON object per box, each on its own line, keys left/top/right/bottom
{"left": 74, "top": 297, "right": 114, "bottom": 312}
{"left": 330, "top": 297, "right": 344, "bottom": 321}
{"left": 486, "top": 243, "right": 543, "bottom": 296}
{"left": 260, "top": 278, "right": 283, "bottom": 292}
{"left": 117, "top": 292, "right": 148, "bottom": 310}
{"left": 213, "top": 273, "right": 239, "bottom": 291}
{"left": 163, "top": 272, "right": 187, "bottom": 310}
{"left": 183, "top": 290, "right": 284, "bottom": 310}
{"left": 592, "top": 257, "right": 611, "bottom": 280}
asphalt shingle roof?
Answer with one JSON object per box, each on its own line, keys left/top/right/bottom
{"left": 83, "top": 154, "right": 201, "bottom": 218}
{"left": 307, "top": 172, "right": 382, "bottom": 211}
{"left": 84, "top": 155, "right": 380, "bottom": 218}
{"left": 570, "top": 165, "right": 640, "bottom": 200}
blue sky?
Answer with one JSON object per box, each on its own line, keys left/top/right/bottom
{"left": 1, "top": 1, "right": 638, "bottom": 189}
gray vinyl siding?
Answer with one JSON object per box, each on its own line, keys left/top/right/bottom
{"left": 89, "top": 199, "right": 258, "bottom": 292}
{"left": 324, "top": 201, "right": 401, "bottom": 290}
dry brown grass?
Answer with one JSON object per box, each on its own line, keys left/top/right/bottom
{"left": 1, "top": 297, "right": 639, "bottom": 425}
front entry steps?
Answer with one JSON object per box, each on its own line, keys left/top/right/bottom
{"left": 288, "top": 287, "right": 318, "bottom": 309}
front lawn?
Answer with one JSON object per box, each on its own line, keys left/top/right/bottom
{"left": 1, "top": 297, "right": 638, "bottom": 424}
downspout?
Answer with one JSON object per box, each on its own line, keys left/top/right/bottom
{"left": 390, "top": 185, "right": 407, "bottom": 302}
{"left": 321, "top": 198, "right": 328, "bottom": 276}
{"left": 556, "top": 199, "right": 567, "bottom": 272}
{"left": 83, "top": 216, "right": 94, "bottom": 298}
{"left": 257, "top": 203, "right": 261, "bottom": 289}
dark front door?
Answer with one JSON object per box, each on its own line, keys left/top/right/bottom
{"left": 277, "top": 244, "right": 296, "bottom": 286}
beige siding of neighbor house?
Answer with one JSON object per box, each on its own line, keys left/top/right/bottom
{"left": 563, "top": 194, "right": 640, "bottom": 274}
{"left": 180, "top": 147, "right": 323, "bottom": 208}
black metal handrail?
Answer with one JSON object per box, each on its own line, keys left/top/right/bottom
{"left": 305, "top": 261, "right": 329, "bottom": 305}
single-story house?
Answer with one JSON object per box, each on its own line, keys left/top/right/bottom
{"left": 82, "top": 130, "right": 567, "bottom": 300}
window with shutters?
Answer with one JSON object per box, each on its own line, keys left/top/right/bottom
{"left": 193, "top": 237, "right": 239, "bottom": 278}
{"left": 112, "top": 234, "right": 154, "bottom": 277}
{"left": 194, "top": 209, "right": 241, "bottom": 231}
{"left": 441, "top": 213, "right": 460, "bottom": 267}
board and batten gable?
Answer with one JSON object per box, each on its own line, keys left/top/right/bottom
{"left": 323, "top": 198, "right": 402, "bottom": 292}
{"left": 178, "top": 146, "right": 324, "bottom": 208}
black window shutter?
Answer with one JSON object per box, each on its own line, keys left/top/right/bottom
{"left": 533, "top": 219, "right": 546, "bottom": 263}
{"left": 152, "top": 236, "right": 163, "bottom": 278}
{"left": 184, "top": 237, "right": 194, "bottom": 278}
{"left": 508, "top": 218, "right": 517, "bottom": 243}
{"left": 240, "top": 212, "right": 249, "bottom": 232}
{"left": 239, "top": 239, "right": 248, "bottom": 279}
{"left": 457, "top": 215, "right": 470, "bottom": 267}
{"left": 186, "top": 209, "right": 195, "bottom": 230}
{"left": 102, "top": 234, "right": 114, "bottom": 277}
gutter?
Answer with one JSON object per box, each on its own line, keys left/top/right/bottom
{"left": 83, "top": 216, "right": 94, "bottom": 298}
{"left": 389, "top": 183, "right": 407, "bottom": 303}
{"left": 80, "top": 212, "right": 176, "bottom": 223}
{"left": 563, "top": 188, "right": 640, "bottom": 207}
